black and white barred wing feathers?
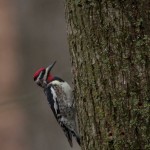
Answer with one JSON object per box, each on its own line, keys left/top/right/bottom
{"left": 44, "top": 81, "right": 80, "bottom": 147}
{"left": 44, "top": 85, "right": 60, "bottom": 120}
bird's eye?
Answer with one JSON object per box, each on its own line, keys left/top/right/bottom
{"left": 34, "top": 76, "right": 38, "bottom": 81}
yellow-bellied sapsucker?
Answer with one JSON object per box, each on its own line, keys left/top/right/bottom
{"left": 33, "top": 61, "right": 80, "bottom": 147}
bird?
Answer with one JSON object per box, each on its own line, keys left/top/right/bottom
{"left": 33, "top": 61, "right": 80, "bottom": 147}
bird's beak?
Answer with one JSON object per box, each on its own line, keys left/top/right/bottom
{"left": 47, "top": 61, "right": 56, "bottom": 72}
{"left": 44, "top": 61, "right": 56, "bottom": 83}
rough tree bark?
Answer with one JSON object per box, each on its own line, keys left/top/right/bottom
{"left": 65, "top": 0, "right": 150, "bottom": 149}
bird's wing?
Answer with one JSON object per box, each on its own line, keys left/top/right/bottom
{"left": 44, "top": 85, "right": 60, "bottom": 120}
{"left": 44, "top": 84, "right": 74, "bottom": 147}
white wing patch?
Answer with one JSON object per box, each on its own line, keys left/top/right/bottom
{"left": 50, "top": 87, "right": 58, "bottom": 112}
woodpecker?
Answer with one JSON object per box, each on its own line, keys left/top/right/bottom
{"left": 33, "top": 61, "right": 80, "bottom": 147}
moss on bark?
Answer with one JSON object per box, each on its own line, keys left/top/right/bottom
{"left": 66, "top": 0, "right": 150, "bottom": 149}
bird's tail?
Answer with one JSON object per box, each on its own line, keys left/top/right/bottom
{"left": 75, "top": 134, "right": 81, "bottom": 146}
{"left": 72, "top": 131, "right": 81, "bottom": 146}
{"left": 66, "top": 130, "right": 73, "bottom": 147}
{"left": 64, "top": 128, "right": 81, "bottom": 147}
{"left": 61, "top": 123, "right": 80, "bottom": 147}
{"left": 61, "top": 124, "right": 73, "bottom": 147}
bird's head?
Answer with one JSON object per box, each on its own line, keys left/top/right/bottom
{"left": 33, "top": 61, "right": 56, "bottom": 88}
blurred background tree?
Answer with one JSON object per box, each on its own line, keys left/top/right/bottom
{"left": 66, "top": 0, "right": 150, "bottom": 149}
{"left": 0, "top": 0, "right": 80, "bottom": 150}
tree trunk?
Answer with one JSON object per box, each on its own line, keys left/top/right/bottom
{"left": 65, "top": 0, "right": 150, "bottom": 149}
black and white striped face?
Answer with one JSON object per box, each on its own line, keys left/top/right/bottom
{"left": 33, "top": 68, "right": 46, "bottom": 87}
{"left": 33, "top": 61, "right": 57, "bottom": 88}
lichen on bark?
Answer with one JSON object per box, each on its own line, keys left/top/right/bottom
{"left": 65, "top": 0, "right": 150, "bottom": 149}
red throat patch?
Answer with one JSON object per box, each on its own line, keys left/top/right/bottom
{"left": 47, "top": 75, "right": 54, "bottom": 82}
